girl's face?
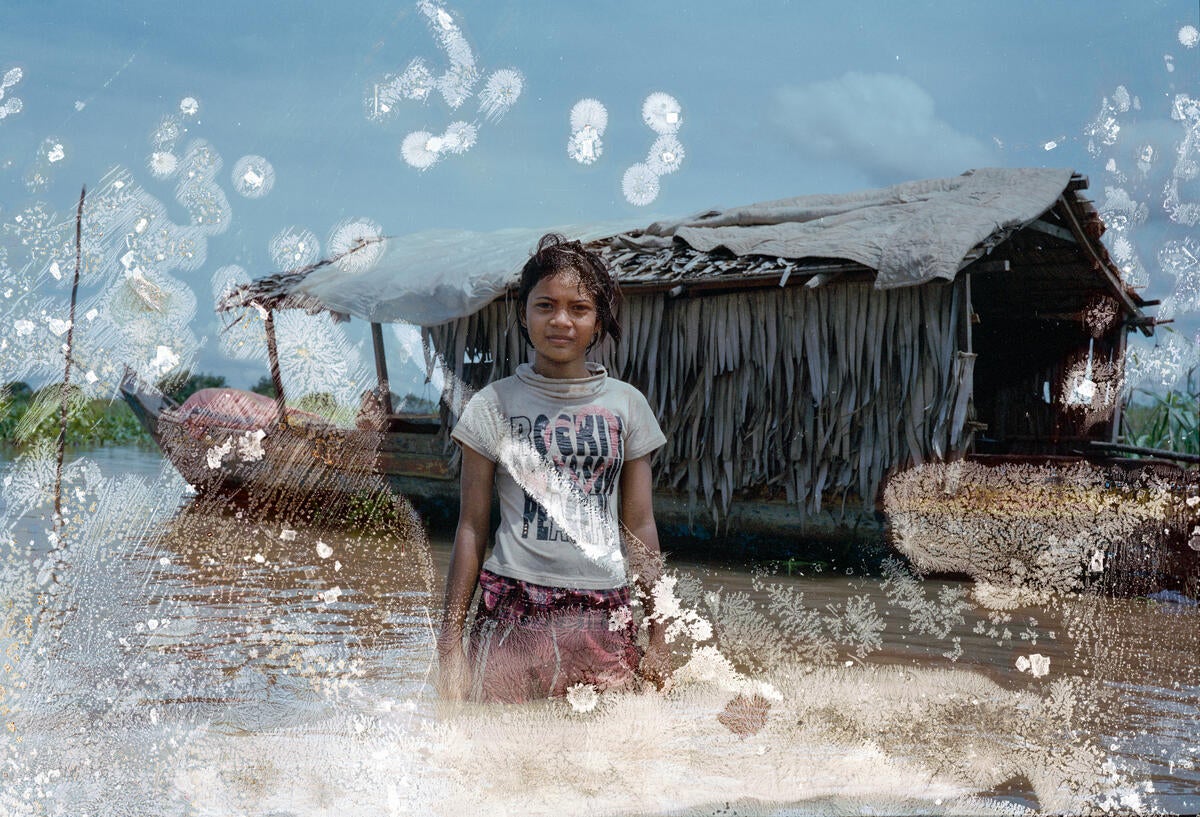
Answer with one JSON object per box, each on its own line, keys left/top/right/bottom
{"left": 523, "top": 271, "right": 599, "bottom": 377}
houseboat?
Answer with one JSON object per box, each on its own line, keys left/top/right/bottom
{"left": 121, "top": 167, "right": 1197, "bottom": 583}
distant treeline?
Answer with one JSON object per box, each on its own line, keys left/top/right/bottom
{"left": 6, "top": 368, "right": 1185, "bottom": 454}
{"left": 0, "top": 372, "right": 439, "bottom": 448}
{"left": 0, "top": 381, "right": 149, "bottom": 447}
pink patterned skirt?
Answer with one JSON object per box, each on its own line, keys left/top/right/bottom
{"left": 468, "top": 569, "right": 640, "bottom": 703}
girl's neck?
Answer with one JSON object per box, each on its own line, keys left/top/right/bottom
{"left": 531, "top": 356, "right": 590, "bottom": 379}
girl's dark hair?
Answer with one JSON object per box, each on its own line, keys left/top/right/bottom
{"left": 516, "top": 233, "right": 622, "bottom": 349}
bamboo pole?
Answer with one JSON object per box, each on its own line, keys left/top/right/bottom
{"left": 370, "top": 322, "right": 393, "bottom": 414}
{"left": 53, "top": 184, "right": 86, "bottom": 538}
{"left": 1087, "top": 440, "right": 1200, "bottom": 464}
{"left": 264, "top": 310, "right": 288, "bottom": 426}
{"left": 1110, "top": 325, "right": 1129, "bottom": 444}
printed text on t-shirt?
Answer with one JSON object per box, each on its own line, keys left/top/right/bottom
{"left": 509, "top": 408, "right": 624, "bottom": 542}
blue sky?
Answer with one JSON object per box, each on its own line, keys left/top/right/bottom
{"left": 1, "top": 0, "right": 1197, "bottom": 393}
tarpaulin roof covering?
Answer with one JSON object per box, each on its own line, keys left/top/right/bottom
{"left": 222, "top": 167, "right": 1085, "bottom": 326}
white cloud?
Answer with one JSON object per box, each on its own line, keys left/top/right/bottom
{"left": 772, "top": 73, "right": 995, "bottom": 184}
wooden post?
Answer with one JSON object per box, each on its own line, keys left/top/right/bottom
{"left": 53, "top": 184, "right": 86, "bottom": 536}
{"left": 1110, "top": 325, "right": 1129, "bottom": 444}
{"left": 1056, "top": 196, "right": 1149, "bottom": 335}
{"left": 371, "top": 322, "right": 394, "bottom": 414}
{"left": 264, "top": 310, "right": 288, "bottom": 426}
{"left": 952, "top": 273, "right": 979, "bottom": 456}
{"left": 959, "top": 272, "right": 973, "bottom": 355}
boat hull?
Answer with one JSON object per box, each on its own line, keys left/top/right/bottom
{"left": 884, "top": 456, "right": 1200, "bottom": 596}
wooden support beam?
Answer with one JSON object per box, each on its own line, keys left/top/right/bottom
{"left": 1055, "top": 196, "right": 1151, "bottom": 336}
{"left": 959, "top": 272, "right": 973, "bottom": 355}
{"left": 1109, "top": 324, "right": 1128, "bottom": 444}
{"left": 968, "top": 260, "right": 1011, "bottom": 274}
{"left": 264, "top": 310, "right": 288, "bottom": 426}
{"left": 1025, "top": 219, "right": 1076, "bottom": 244}
{"left": 804, "top": 271, "right": 841, "bottom": 288}
{"left": 371, "top": 322, "right": 394, "bottom": 414}
{"left": 1089, "top": 440, "right": 1200, "bottom": 464}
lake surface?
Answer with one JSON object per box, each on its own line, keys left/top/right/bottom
{"left": 0, "top": 445, "right": 1197, "bottom": 815}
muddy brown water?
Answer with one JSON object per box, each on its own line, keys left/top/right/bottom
{"left": 0, "top": 445, "right": 1196, "bottom": 815}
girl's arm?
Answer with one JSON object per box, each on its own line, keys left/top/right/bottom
{"left": 436, "top": 444, "right": 496, "bottom": 700}
{"left": 620, "top": 454, "right": 671, "bottom": 689}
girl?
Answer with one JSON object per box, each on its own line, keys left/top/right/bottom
{"left": 437, "top": 233, "right": 670, "bottom": 703}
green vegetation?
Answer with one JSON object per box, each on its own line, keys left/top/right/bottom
{"left": 292, "top": 391, "right": 359, "bottom": 425}
{"left": 326, "top": 487, "right": 412, "bottom": 534}
{"left": 1121, "top": 366, "right": 1199, "bottom": 456}
{"left": 0, "top": 381, "right": 149, "bottom": 448}
{"left": 293, "top": 391, "right": 338, "bottom": 417}
{"left": 250, "top": 375, "right": 277, "bottom": 398}
{"left": 1, "top": 369, "right": 435, "bottom": 450}
{"left": 156, "top": 370, "right": 227, "bottom": 404}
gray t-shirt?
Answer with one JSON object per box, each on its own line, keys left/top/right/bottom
{"left": 451, "top": 362, "right": 666, "bottom": 589}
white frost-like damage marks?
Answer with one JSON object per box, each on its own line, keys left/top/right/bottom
{"left": 622, "top": 93, "right": 686, "bottom": 206}
{"left": 205, "top": 429, "right": 267, "bottom": 469}
{"left": 1016, "top": 653, "right": 1051, "bottom": 677}
{"left": 642, "top": 92, "right": 683, "bottom": 134}
{"left": 236, "top": 428, "right": 266, "bottom": 462}
{"left": 477, "top": 68, "right": 523, "bottom": 121}
{"left": 1156, "top": 237, "right": 1200, "bottom": 318}
{"left": 1163, "top": 94, "right": 1200, "bottom": 227}
{"left": 327, "top": 219, "right": 385, "bottom": 274}
{"left": 1098, "top": 185, "right": 1149, "bottom": 287}
{"left": 621, "top": 163, "right": 659, "bottom": 206}
{"left": 231, "top": 155, "right": 275, "bottom": 199}
{"left": 163, "top": 661, "right": 1117, "bottom": 816}
{"left": 1124, "top": 329, "right": 1200, "bottom": 392}
{"left": 274, "top": 310, "right": 371, "bottom": 407}
{"left": 400, "top": 121, "right": 478, "bottom": 170}
{"left": 211, "top": 264, "right": 266, "bottom": 363}
{"left": 366, "top": 2, "right": 522, "bottom": 169}
{"left": 648, "top": 574, "right": 713, "bottom": 643}
{"left": 567, "top": 98, "right": 607, "bottom": 165}
{"left": 0, "top": 65, "right": 24, "bottom": 120}
{"left": 564, "top": 682, "right": 599, "bottom": 713}
{"left": 269, "top": 226, "right": 320, "bottom": 269}
{"left": 205, "top": 438, "right": 233, "bottom": 470}
{"left": 884, "top": 461, "right": 1177, "bottom": 605}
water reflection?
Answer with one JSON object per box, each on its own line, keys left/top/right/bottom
{"left": 1, "top": 446, "right": 1197, "bottom": 814}
{"left": 138, "top": 506, "right": 436, "bottom": 720}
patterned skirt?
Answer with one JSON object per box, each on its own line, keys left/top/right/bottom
{"left": 468, "top": 569, "right": 640, "bottom": 703}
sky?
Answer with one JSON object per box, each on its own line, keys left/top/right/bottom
{"left": 1, "top": 0, "right": 1197, "bottom": 397}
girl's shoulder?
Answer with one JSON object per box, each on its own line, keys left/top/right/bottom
{"left": 601, "top": 375, "right": 651, "bottom": 404}
{"left": 478, "top": 375, "right": 519, "bottom": 401}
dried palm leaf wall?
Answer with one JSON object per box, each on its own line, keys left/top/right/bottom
{"left": 425, "top": 277, "right": 973, "bottom": 525}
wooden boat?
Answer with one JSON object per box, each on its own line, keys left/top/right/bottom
{"left": 119, "top": 368, "right": 462, "bottom": 525}
{"left": 882, "top": 453, "right": 1199, "bottom": 596}
{"left": 119, "top": 368, "right": 880, "bottom": 548}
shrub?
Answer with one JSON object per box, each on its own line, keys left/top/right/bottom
{"left": 0, "top": 383, "right": 149, "bottom": 447}
{"left": 1122, "top": 366, "right": 1199, "bottom": 456}
{"left": 157, "top": 370, "right": 228, "bottom": 403}
{"left": 249, "top": 375, "right": 277, "bottom": 398}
